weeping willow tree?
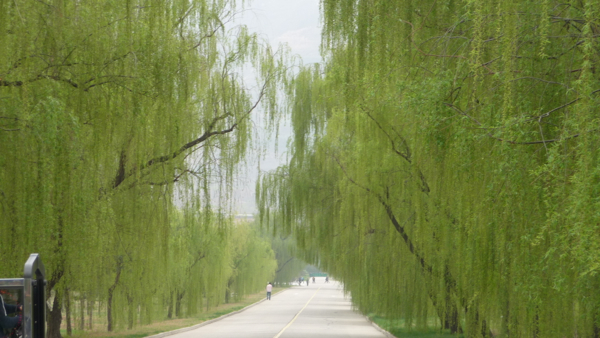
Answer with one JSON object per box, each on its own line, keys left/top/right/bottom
{"left": 165, "top": 209, "right": 229, "bottom": 321}
{"left": 165, "top": 211, "right": 276, "bottom": 317}
{"left": 259, "top": 0, "right": 600, "bottom": 337}
{"left": 0, "top": 0, "right": 287, "bottom": 337}
{"left": 224, "top": 220, "right": 278, "bottom": 303}
{"left": 256, "top": 219, "right": 307, "bottom": 285}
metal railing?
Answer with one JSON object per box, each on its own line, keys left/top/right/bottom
{"left": 0, "top": 254, "right": 46, "bottom": 338}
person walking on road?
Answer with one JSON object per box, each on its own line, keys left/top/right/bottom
{"left": 266, "top": 282, "right": 273, "bottom": 300}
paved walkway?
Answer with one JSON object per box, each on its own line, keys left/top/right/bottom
{"left": 165, "top": 277, "right": 389, "bottom": 338}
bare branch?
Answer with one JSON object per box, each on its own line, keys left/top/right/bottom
{"left": 143, "top": 119, "right": 236, "bottom": 170}
{"left": 400, "top": 19, "right": 496, "bottom": 73}
{"left": 189, "top": 252, "right": 206, "bottom": 269}
{"left": 276, "top": 257, "right": 295, "bottom": 273}
{"left": 494, "top": 133, "right": 581, "bottom": 145}
{"left": 360, "top": 105, "right": 412, "bottom": 163}
{"left": 0, "top": 80, "right": 24, "bottom": 87}
{"left": 444, "top": 103, "right": 482, "bottom": 126}
{"left": 330, "top": 152, "right": 433, "bottom": 275}
{"left": 145, "top": 170, "right": 191, "bottom": 186}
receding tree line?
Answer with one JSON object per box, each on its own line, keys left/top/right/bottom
{"left": 259, "top": 0, "right": 600, "bottom": 337}
{"left": 0, "top": 1, "right": 302, "bottom": 337}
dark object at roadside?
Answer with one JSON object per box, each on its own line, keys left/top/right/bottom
{"left": 0, "top": 254, "right": 46, "bottom": 338}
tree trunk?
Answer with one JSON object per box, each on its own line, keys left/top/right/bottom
{"left": 442, "top": 298, "right": 461, "bottom": 333}
{"left": 225, "top": 278, "right": 234, "bottom": 304}
{"left": 383, "top": 202, "right": 464, "bottom": 334}
{"left": 532, "top": 310, "right": 540, "bottom": 338}
{"left": 79, "top": 294, "right": 85, "bottom": 331}
{"left": 65, "top": 289, "right": 72, "bottom": 336}
{"left": 107, "top": 258, "right": 123, "bottom": 332}
{"left": 87, "top": 299, "right": 93, "bottom": 330}
{"left": 107, "top": 290, "right": 114, "bottom": 332}
{"left": 167, "top": 291, "right": 174, "bottom": 319}
{"left": 441, "top": 265, "right": 462, "bottom": 333}
{"left": 47, "top": 290, "right": 63, "bottom": 338}
{"left": 466, "top": 303, "right": 492, "bottom": 338}
{"left": 127, "top": 294, "right": 134, "bottom": 330}
{"left": 175, "top": 290, "right": 185, "bottom": 318}
{"left": 46, "top": 221, "right": 65, "bottom": 338}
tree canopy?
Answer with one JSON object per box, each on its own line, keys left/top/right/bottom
{"left": 1, "top": 0, "right": 286, "bottom": 336}
{"left": 258, "top": 0, "right": 600, "bottom": 336}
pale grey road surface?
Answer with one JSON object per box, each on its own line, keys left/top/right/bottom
{"left": 168, "top": 277, "right": 389, "bottom": 338}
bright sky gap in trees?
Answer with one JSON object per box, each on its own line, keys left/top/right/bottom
{"left": 3, "top": 0, "right": 600, "bottom": 338}
{"left": 0, "top": 0, "right": 295, "bottom": 336}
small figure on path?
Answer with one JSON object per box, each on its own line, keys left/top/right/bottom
{"left": 266, "top": 282, "right": 273, "bottom": 300}
{"left": 312, "top": 277, "right": 315, "bottom": 283}
{"left": 306, "top": 278, "right": 309, "bottom": 286}
{"left": 325, "top": 276, "right": 329, "bottom": 283}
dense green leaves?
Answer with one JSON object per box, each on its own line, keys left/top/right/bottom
{"left": 259, "top": 0, "right": 600, "bottom": 336}
{"left": 0, "top": 0, "right": 284, "bottom": 336}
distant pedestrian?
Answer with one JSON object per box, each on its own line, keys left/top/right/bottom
{"left": 266, "top": 282, "right": 273, "bottom": 300}
{"left": 312, "top": 277, "right": 315, "bottom": 283}
{"left": 306, "top": 278, "right": 309, "bottom": 286}
{"left": 325, "top": 276, "right": 329, "bottom": 283}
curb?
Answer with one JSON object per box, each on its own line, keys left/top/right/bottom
{"left": 145, "top": 288, "right": 289, "bottom": 338}
{"left": 366, "top": 317, "right": 397, "bottom": 338}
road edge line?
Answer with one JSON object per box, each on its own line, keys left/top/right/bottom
{"left": 145, "top": 288, "right": 291, "bottom": 338}
{"left": 365, "top": 316, "right": 397, "bottom": 338}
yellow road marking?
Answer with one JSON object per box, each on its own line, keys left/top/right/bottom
{"left": 273, "top": 287, "right": 321, "bottom": 338}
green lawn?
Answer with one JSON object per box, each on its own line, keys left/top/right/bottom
{"left": 65, "top": 288, "right": 286, "bottom": 338}
{"left": 369, "top": 315, "right": 465, "bottom": 338}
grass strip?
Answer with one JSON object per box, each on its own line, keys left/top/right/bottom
{"left": 67, "top": 287, "right": 287, "bottom": 338}
{"left": 368, "top": 314, "right": 465, "bottom": 338}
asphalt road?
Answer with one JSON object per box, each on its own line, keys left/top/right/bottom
{"left": 166, "top": 277, "right": 389, "bottom": 338}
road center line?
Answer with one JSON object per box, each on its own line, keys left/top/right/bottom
{"left": 273, "top": 287, "right": 321, "bottom": 338}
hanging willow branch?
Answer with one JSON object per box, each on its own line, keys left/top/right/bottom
{"left": 330, "top": 152, "right": 464, "bottom": 332}
{"left": 1, "top": 2, "right": 286, "bottom": 337}
{"left": 275, "top": 257, "right": 295, "bottom": 273}
{"left": 359, "top": 105, "right": 430, "bottom": 194}
{"left": 331, "top": 153, "right": 433, "bottom": 276}
{"left": 443, "top": 99, "right": 600, "bottom": 145}
{"left": 113, "top": 68, "right": 277, "bottom": 190}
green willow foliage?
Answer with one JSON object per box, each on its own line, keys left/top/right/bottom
{"left": 258, "top": 222, "right": 306, "bottom": 285}
{"left": 225, "top": 220, "right": 278, "bottom": 303}
{"left": 258, "top": 0, "right": 600, "bottom": 337}
{"left": 0, "top": 0, "right": 283, "bottom": 336}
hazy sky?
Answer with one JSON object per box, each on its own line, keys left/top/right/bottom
{"left": 240, "top": 0, "right": 322, "bottom": 64}
{"left": 230, "top": 0, "right": 322, "bottom": 214}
